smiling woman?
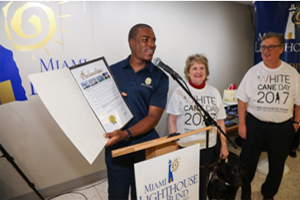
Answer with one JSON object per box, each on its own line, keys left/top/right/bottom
{"left": 167, "top": 53, "right": 228, "bottom": 200}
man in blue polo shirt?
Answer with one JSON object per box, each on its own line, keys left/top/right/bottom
{"left": 103, "top": 23, "right": 169, "bottom": 200}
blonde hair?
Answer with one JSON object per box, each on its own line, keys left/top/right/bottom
{"left": 184, "top": 54, "right": 210, "bottom": 81}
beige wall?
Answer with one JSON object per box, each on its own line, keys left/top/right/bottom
{"left": 0, "top": 1, "right": 254, "bottom": 199}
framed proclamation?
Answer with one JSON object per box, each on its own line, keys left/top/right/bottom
{"left": 69, "top": 57, "right": 133, "bottom": 133}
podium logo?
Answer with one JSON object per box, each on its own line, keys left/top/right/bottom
{"left": 168, "top": 156, "right": 181, "bottom": 183}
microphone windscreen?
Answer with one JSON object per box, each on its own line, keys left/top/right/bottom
{"left": 152, "top": 57, "right": 161, "bottom": 66}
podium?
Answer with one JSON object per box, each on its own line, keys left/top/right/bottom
{"left": 112, "top": 126, "right": 212, "bottom": 159}
{"left": 112, "top": 126, "right": 212, "bottom": 200}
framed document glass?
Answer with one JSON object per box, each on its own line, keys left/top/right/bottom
{"left": 69, "top": 57, "right": 133, "bottom": 133}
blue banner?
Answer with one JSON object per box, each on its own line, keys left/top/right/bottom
{"left": 254, "top": 1, "right": 300, "bottom": 74}
{"left": 0, "top": 44, "right": 27, "bottom": 105}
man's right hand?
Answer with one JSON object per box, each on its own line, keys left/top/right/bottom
{"left": 104, "top": 130, "right": 128, "bottom": 147}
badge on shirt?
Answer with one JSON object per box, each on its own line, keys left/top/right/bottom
{"left": 145, "top": 77, "right": 152, "bottom": 85}
{"left": 257, "top": 70, "right": 265, "bottom": 81}
{"left": 141, "top": 77, "right": 153, "bottom": 89}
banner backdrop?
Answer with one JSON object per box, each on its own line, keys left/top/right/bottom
{"left": 0, "top": 1, "right": 100, "bottom": 105}
{"left": 254, "top": 1, "right": 300, "bottom": 74}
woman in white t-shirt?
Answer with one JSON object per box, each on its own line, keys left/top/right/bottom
{"left": 167, "top": 54, "right": 228, "bottom": 200}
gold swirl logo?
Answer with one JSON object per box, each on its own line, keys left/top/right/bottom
{"left": 171, "top": 157, "right": 181, "bottom": 172}
{"left": 3, "top": 2, "right": 56, "bottom": 51}
{"left": 294, "top": 6, "right": 300, "bottom": 25}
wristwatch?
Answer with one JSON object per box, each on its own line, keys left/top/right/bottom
{"left": 125, "top": 129, "right": 132, "bottom": 142}
{"left": 293, "top": 121, "right": 300, "bottom": 126}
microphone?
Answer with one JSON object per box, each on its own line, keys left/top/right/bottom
{"left": 152, "top": 58, "right": 181, "bottom": 79}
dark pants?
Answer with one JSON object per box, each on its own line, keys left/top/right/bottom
{"left": 240, "top": 114, "right": 295, "bottom": 198}
{"left": 199, "top": 146, "right": 217, "bottom": 200}
{"left": 105, "top": 146, "right": 145, "bottom": 200}
{"left": 291, "top": 128, "right": 300, "bottom": 151}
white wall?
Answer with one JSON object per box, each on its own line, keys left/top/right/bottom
{"left": 0, "top": 1, "right": 254, "bottom": 199}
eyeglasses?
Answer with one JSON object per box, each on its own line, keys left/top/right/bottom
{"left": 260, "top": 45, "right": 282, "bottom": 51}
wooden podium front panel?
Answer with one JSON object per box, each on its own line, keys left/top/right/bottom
{"left": 145, "top": 142, "right": 178, "bottom": 160}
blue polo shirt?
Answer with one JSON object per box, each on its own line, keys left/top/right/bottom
{"left": 109, "top": 55, "right": 169, "bottom": 146}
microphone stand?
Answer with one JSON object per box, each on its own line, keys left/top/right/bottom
{"left": 0, "top": 144, "right": 45, "bottom": 200}
{"left": 165, "top": 71, "right": 238, "bottom": 200}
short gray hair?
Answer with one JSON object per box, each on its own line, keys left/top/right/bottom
{"left": 262, "top": 32, "right": 285, "bottom": 46}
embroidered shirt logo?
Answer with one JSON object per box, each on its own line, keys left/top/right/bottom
{"left": 141, "top": 77, "right": 153, "bottom": 89}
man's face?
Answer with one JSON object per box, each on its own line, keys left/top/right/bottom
{"left": 130, "top": 27, "right": 156, "bottom": 62}
{"left": 261, "top": 37, "right": 284, "bottom": 63}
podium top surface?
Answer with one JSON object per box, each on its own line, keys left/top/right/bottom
{"left": 112, "top": 126, "right": 212, "bottom": 158}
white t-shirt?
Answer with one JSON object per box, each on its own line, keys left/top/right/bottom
{"left": 166, "top": 82, "right": 226, "bottom": 150}
{"left": 236, "top": 61, "right": 300, "bottom": 122}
